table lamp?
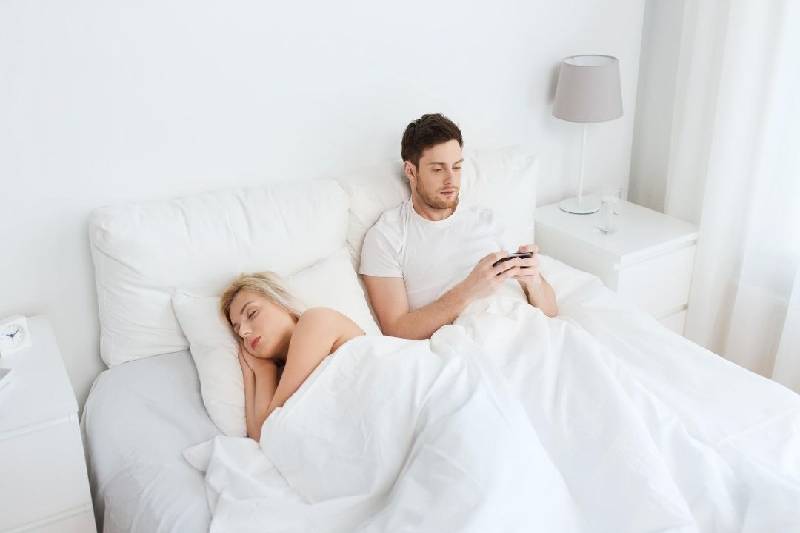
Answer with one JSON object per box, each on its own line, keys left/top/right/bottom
{"left": 553, "top": 54, "right": 623, "bottom": 214}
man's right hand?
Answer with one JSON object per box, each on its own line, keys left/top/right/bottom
{"left": 455, "top": 251, "right": 524, "bottom": 302}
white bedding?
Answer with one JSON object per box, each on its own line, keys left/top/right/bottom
{"left": 82, "top": 351, "right": 217, "bottom": 533}
{"left": 183, "top": 331, "right": 581, "bottom": 533}
{"left": 84, "top": 255, "right": 800, "bottom": 533}
{"left": 457, "top": 291, "right": 800, "bottom": 532}
{"left": 183, "top": 257, "right": 800, "bottom": 533}
{"left": 553, "top": 282, "right": 800, "bottom": 531}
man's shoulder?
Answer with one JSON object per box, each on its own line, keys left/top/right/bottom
{"left": 360, "top": 201, "right": 407, "bottom": 274}
{"left": 376, "top": 201, "right": 406, "bottom": 224}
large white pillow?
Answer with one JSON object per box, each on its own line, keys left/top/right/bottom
{"left": 172, "top": 247, "right": 379, "bottom": 437}
{"left": 287, "top": 248, "right": 381, "bottom": 337}
{"left": 335, "top": 145, "right": 539, "bottom": 267}
{"left": 89, "top": 179, "right": 350, "bottom": 367}
{"left": 462, "top": 145, "right": 539, "bottom": 251}
{"left": 171, "top": 294, "right": 242, "bottom": 436}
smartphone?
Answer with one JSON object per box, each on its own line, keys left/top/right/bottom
{"left": 493, "top": 251, "right": 534, "bottom": 268}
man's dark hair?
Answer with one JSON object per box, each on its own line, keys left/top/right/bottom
{"left": 401, "top": 113, "right": 463, "bottom": 168}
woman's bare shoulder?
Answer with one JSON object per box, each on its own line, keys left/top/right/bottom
{"left": 297, "top": 308, "right": 364, "bottom": 334}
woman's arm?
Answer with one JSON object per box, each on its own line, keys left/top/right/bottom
{"left": 251, "top": 362, "right": 279, "bottom": 440}
{"left": 238, "top": 348, "right": 259, "bottom": 439}
{"left": 264, "top": 308, "right": 363, "bottom": 420}
{"left": 238, "top": 347, "right": 279, "bottom": 440}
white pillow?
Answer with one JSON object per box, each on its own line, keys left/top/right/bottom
{"left": 461, "top": 145, "right": 539, "bottom": 250}
{"left": 171, "top": 294, "right": 242, "bottom": 436}
{"left": 331, "top": 158, "right": 412, "bottom": 267}
{"left": 89, "top": 179, "right": 350, "bottom": 367}
{"left": 285, "top": 248, "right": 381, "bottom": 337}
{"left": 172, "top": 247, "right": 380, "bottom": 437}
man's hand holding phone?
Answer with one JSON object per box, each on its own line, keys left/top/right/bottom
{"left": 456, "top": 252, "right": 516, "bottom": 302}
{"left": 492, "top": 251, "right": 534, "bottom": 268}
{"left": 457, "top": 246, "right": 541, "bottom": 303}
{"left": 512, "top": 244, "right": 543, "bottom": 293}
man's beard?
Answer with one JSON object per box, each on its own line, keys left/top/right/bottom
{"left": 416, "top": 182, "right": 459, "bottom": 210}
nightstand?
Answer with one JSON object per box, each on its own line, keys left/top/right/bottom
{"left": 535, "top": 200, "right": 699, "bottom": 334}
{"left": 0, "top": 316, "right": 97, "bottom": 532}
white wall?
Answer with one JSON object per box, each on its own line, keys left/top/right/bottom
{"left": 0, "top": 0, "right": 645, "bottom": 408}
{"left": 628, "top": 0, "right": 685, "bottom": 211}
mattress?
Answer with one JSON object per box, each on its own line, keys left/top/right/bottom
{"left": 81, "top": 350, "right": 217, "bottom": 533}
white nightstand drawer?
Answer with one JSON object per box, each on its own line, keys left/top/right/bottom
{"left": 616, "top": 245, "right": 695, "bottom": 318}
{"left": 0, "top": 417, "right": 93, "bottom": 531}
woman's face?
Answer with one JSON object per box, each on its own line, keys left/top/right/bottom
{"left": 228, "top": 289, "right": 296, "bottom": 359}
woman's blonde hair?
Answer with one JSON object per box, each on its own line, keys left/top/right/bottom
{"left": 219, "top": 272, "right": 304, "bottom": 335}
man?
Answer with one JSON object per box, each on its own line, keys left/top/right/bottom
{"left": 359, "top": 113, "right": 558, "bottom": 340}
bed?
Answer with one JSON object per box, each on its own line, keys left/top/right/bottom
{"left": 81, "top": 250, "right": 597, "bottom": 532}
{"left": 81, "top": 147, "right": 800, "bottom": 532}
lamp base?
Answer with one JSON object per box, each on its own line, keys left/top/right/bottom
{"left": 559, "top": 196, "right": 601, "bottom": 214}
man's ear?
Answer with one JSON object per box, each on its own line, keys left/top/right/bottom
{"left": 403, "top": 161, "right": 417, "bottom": 187}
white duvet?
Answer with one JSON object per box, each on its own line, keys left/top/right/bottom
{"left": 185, "top": 285, "right": 800, "bottom": 533}
{"left": 184, "top": 330, "right": 581, "bottom": 533}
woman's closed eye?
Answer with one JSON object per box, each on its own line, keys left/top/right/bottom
{"left": 234, "top": 309, "right": 257, "bottom": 335}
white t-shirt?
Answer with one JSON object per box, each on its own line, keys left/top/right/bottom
{"left": 359, "top": 199, "right": 527, "bottom": 310}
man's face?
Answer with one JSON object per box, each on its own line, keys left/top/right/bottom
{"left": 405, "top": 139, "right": 464, "bottom": 211}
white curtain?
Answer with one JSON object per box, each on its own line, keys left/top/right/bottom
{"left": 663, "top": 0, "right": 800, "bottom": 392}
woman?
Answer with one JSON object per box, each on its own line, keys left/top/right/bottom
{"left": 220, "top": 272, "right": 364, "bottom": 440}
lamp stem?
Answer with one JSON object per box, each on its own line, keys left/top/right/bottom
{"left": 577, "top": 123, "right": 587, "bottom": 206}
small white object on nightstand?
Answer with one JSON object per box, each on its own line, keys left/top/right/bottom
{"left": 535, "top": 200, "right": 698, "bottom": 335}
{"left": 0, "top": 315, "right": 33, "bottom": 357}
{"left": 0, "top": 316, "right": 97, "bottom": 532}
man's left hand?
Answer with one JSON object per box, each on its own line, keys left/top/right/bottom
{"left": 514, "top": 244, "right": 542, "bottom": 294}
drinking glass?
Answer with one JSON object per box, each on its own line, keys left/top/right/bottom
{"left": 596, "top": 198, "right": 616, "bottom": 234}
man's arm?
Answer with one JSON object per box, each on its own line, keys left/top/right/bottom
{"left": 522, "top": 275, "right": 558, "bottom": 317}
{"left": 362, "top": 276, "right": 469, "bottom": 340}
{"left": 363, "top": 252, "right": 522, "bottom": 339}
{"left": 514, "top": 244, "right": 559, "bottom": 317}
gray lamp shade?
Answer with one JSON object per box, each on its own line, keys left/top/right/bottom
{"left": 553, "top": 55, "right": 623, "bottom": 123}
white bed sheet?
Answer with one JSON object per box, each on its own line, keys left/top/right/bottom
{"left": 81, "top": 350, "right": 218, "bottom": 533}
